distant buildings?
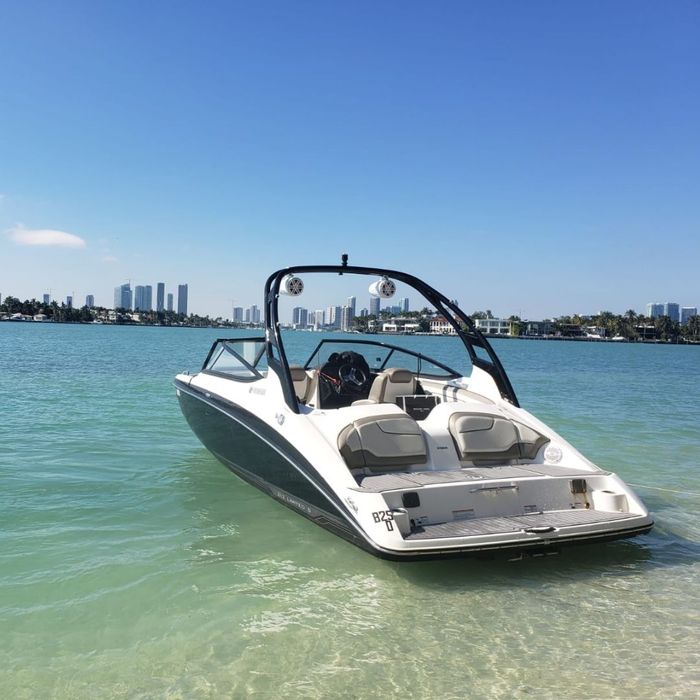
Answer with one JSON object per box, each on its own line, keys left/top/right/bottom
{"left": 475, "top": 318, "right": 512, "bottom": 336}
{"left": 43, "top": 293, "right": 50, "bottom": 304}
{"left": 681, "top": 307, "right": 698, "bottom": 325}
{"left": 85, "top": 294, "right": 94, "bottom": 308}
{"left": 134, "top": 285, "right": 146, "bottom": 311}
{"left": 645, "top": 301, "right": 696, "bottom": 323}
{"left": 233, "top": 306, "right": 244, "bottom": 323}
{"left": 177, "top": 284, "right": 188, "bottom": 315}
{"left": 66, "top": 295, "right": 73, "bottom": 309}
{"left": 248, "top": 304, "right": 261, "bottom": 324}
{"left": 114, "top": 283, "right": 132, "bottom": 310}
{"left": 167, "top": 293, "right": 173, "bottom": 312}
{"left": 156, "top": 283, "right": 165, "bottom": 312}
{"left": 646, "top": 303, "right": 664, "bottom": 319}
{"left": 369, "top": 296, "right": 380, "bottom": 317}
{"left": 292, "top": 306, "right": 308, "bottom": 328}
{"left": 663, "top": 302, "right": 680, "bottom": 322}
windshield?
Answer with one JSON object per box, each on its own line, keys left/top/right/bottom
{"left": 304, "top": 339, "right": 461, "bottom": 379}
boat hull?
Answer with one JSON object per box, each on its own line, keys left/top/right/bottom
{"left": 176, "top": 380, "right": 653, "bottom": 561}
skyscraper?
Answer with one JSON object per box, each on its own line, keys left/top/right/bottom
{"left": 134, "top": 285, "right": 146, "bottom": 311}
{"left": 66, "top": 296, "right": 73, "bottom": 309}
{"left": 114, "top": 283, "right": 132, "bottom": 310}
{"left": 646, "top": 303, "right": 664, "bottom": 319}
{"left": 156, "top": 283, "right": 165, "bottom": 312}
{"left": 177, "top": 284, "right": 188, "bottom": 315}
{"left": 43, "top": 293, "right": 50, "bottom": 304}
{"left": 401, "top": 297, "right": 409, "bottom": 313}
{"left": 233, "top": 306, "right": 244, "bottom": 322}
{"left": 681, "top": 307, "right": 698, "bottom": 325}
{"left": 292, "top": 307, "right": 308, "bottom": 328}
{"left": 663, "top": 303, "right": 680, "bottom": 322}
{"left": 370, "top": 296, "right": 380, "bottom": 317}
{"left": 167, "top": 293, "right": 173, "bottom": 312}
{"left": 85, "top": 294, "right": 94, "bottom": 308}
{"left": 144, "top": 285, "right": 153, "bottom": 311}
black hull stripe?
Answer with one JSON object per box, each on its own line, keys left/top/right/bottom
{"left": 175, "top": 379, "right": 374, "bottom": 547}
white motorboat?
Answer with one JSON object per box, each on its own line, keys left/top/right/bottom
{"left": 175, "top": 259, "right": 653, "bottom": 560}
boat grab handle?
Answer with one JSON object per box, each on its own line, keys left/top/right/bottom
{"left": 523, "top": 526, "right": 556, "bottom": 534}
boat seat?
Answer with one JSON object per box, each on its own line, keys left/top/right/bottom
{"left": 289, "top": 365, "right": 314, "bottom": 404}
{"left": 448, "top": 412, "right": 549, "bottom": 464}
{"left": 354, "top": 368, "right": 417, "bottom": 406}
{"left": 338, "top": 414, "right": 427, "bottom": 472}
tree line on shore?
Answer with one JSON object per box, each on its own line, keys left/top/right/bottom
{"left": 0, "top": 296, "right": 216, "bottom": 327}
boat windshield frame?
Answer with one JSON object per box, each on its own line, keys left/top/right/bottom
{"left": 264, "top": 263, "right": 519, "bottom": 414}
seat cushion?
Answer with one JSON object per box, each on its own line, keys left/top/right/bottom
{"left": 448, "top": 413, "right": 549, "bottom": 463}
{"left": 338, "top": 415, "right": 427, "bottom": 471}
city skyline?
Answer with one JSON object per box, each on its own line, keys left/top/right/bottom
{"left": 2, "top": 279, "right": 698, "bottom": 325}
{"left": 1, "top": 3, "right": 698, "bottom": 318}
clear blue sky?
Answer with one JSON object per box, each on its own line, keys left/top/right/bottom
{"left": 1, "top": 0, "right": 698, "bottom": 319}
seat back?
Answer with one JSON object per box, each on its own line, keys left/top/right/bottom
{"left": 368, "top": 368, "right": 417, "bottom": 404}
{"left": 338, "top": 414, "right": 427, "bottom": 472}
{"left": 289, "top": 365, "right": 312, "bottom": 404}
{"left": 448, "top": 412, "right": 549, "bottom": 464}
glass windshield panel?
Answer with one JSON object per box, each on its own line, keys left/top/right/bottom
{"left": 304, "top": 340, "right": 460, "bottom": 379}
{"left": 205, "top": 339, "right": 267, "bottom": 379}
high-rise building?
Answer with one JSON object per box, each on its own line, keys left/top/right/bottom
{"left": 144, "top": 285, "right": 153, "bottom": 311}
{"left": 249, "top": 304, "right": 261, "bottom": 324}
{"left": 177, "top": 284, "right": 188, "bottom": 315}
{"left": 292, "top": 307, "right": 308, "bottom": 328}
{"left": 66, "top": 295, "right": 73, "bottom": 309}
{"left": 341, "top": 306, "right": 354, "bottom": 331}
{"left": 43, "top": 293, "right": 50, "bottom": 304}
{"left": 245, "top": 308, "right": 251, "bottom": 323}
{"left": 663, "top": 303, "right": 680, "bottom": 322}
{"left": 313, "top": 309, "right": 324, "bottom": 330}
{"left": 369, "top": 296, "right": 380, "bottom": 317}
{"left": 85, "top": 294, "right": 94, "bottom": 308}
{"left": 401, "top": 297, "right": 409, "bottom": 313}
{"left": 360, "top": 308, "right": 368, "bottom": 317}
{"left": 114, "top": 283, "right": 132, "bottom": 310}
{"left": 233, "top": 306, "right": 244, "bottom": 322}
{"left": 681, "top": 307, "right": 698, "bottom": 325}
{"left": 167, "top": 293, "right": 173, "bottom": 312}
{"left": 134, "top": 285, "right": 146, "bottom": 311}
{"left": 156, "top": 283, "right": 165, "bottom": 312}
{"left": 646, "top": 303, "right": 664, "bottom": 319}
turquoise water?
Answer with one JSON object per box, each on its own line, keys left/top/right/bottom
{"left": 2, "top": 323, "right": 699, "bottom": 699}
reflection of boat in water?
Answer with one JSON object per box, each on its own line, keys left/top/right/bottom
{"left": 175, "top": 260, "right": 653, "bottom": 560}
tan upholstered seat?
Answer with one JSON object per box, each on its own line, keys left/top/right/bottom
{"left": 365, "top": 368, "right": 417, "bottom": 404}
{"left": 338, "top": 414, "right": 427, "bottom": 472}
{"left": 289, "top": 365, "right": 313, "bottom": 404}
{"left": 448, "top": 412, "right": 549, "bottom": 464}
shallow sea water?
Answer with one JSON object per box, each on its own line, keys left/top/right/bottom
{"left": 1, "top": 324, "right": 699, "bottom": 699}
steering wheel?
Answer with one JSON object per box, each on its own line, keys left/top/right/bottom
{"left": 339, "top": 362, "right": 369, "bottom": 394}
{"left": 337, "top": 352, "right": 371, "bottom": 395}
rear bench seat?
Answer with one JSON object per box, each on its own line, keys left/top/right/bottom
{"left": 338, "top": 415, "right": 427, "bottom": 472}
{"left": 448, "top": 412, "right": 549, "bottom": 464}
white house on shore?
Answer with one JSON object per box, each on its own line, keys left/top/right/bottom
{"left": 429, "top": 316, "right": 457, "bottom": 334}
{"left": 474, "top": 318, "right": 512, "bottom": 336}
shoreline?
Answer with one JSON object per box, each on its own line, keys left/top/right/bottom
{"left": 2, "top": 319, "right": 698, "bottom": 344}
